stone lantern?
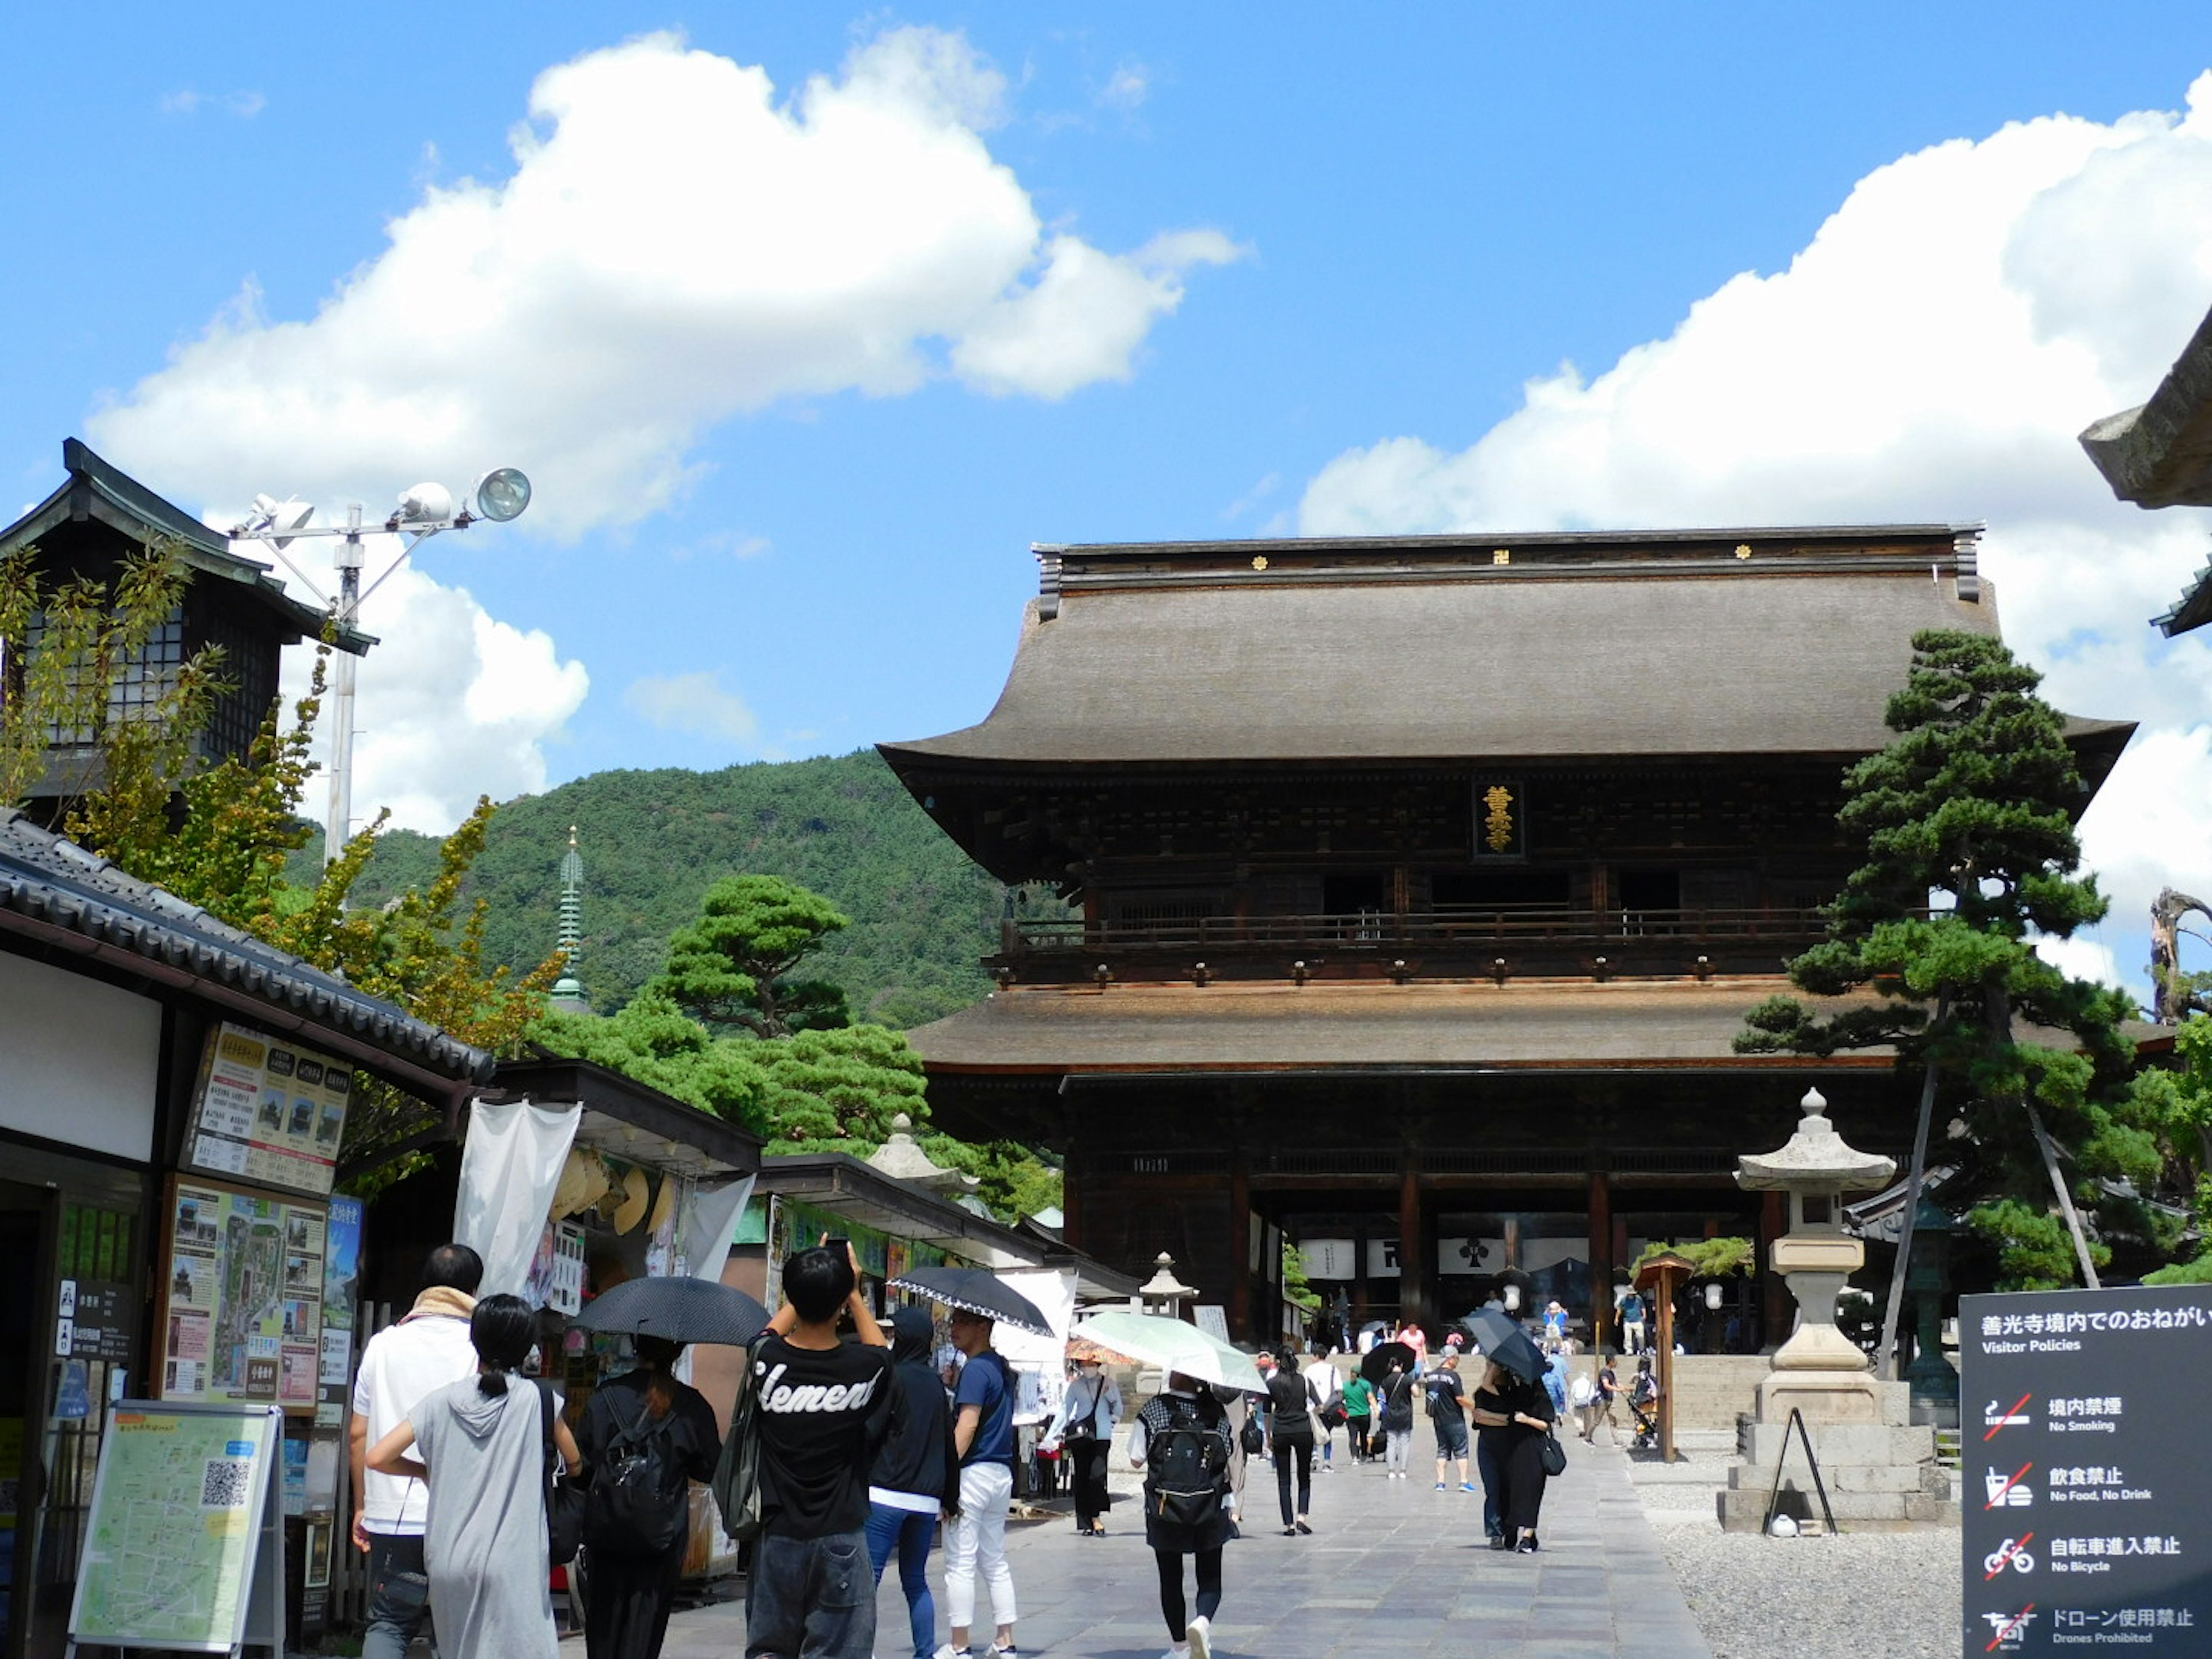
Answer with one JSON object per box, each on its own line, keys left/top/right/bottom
{"left": 1139, "top": 1252, "right": 1197, "bottom": 1319}
{"left": 1721, "top": 1087, "right": 1949, "bottom": 1530}
{"left": 1734, "top": 1086, "right": 1895, "bottom": 1423}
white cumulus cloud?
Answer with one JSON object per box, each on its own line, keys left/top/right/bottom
{"left": 623, "top": 671, "right": 760, "bottom": 745}
{"left": 92, "top": 26, "right": 1238, "bottom": 538}
{"left": 266, "top": 537, "right": 589, "bottom": 836}
{"left": 1299, "top": 72, "right": 2212, "bottom": 991}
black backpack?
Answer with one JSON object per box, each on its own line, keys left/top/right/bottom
{"left": 586, "top": 1391, "right": 686, "bottom": 1556}
{"left": 1147, "top": 1397, "right": 1230, "bottom": 1527}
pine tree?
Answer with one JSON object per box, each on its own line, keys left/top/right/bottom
{"left": 1736, "top": 630, "right": 2150, "bottom": 1289}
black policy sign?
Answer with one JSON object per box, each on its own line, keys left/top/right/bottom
{"left": 1960, "top": 1283, "right": 2212, "bottom": 1655}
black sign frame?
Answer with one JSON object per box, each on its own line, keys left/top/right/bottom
{"left": 1959, "top": 1283, "right": 2212, "bottom": 1655}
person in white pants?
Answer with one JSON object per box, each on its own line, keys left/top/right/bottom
{"left": 937, "top": 1309, "right": 1019, "bottom": 1659}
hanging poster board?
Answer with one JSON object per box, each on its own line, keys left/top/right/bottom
{"left": 158, "top": 1175, "right": 328, "bottom": 1414}
{"left": 1959, "top": 1283, "right": 2212, "bottom": 1654}
{"left": 67, "top": 1399, "right": 285, "bottom": 1654}
{"left": 181, "top": 1021, "right": 354, "bottom": 1198}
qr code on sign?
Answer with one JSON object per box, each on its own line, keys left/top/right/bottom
{"left": 200, "top": 1458, "right": 253, "bottom": 1509}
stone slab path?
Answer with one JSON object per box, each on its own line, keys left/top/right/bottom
{"left": 630, "top": 1431, "right": 1712, "bottom": 1659}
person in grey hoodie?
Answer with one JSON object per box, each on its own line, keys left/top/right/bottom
{"left": 368, "top": 1294, "right": 581, "bottom": 1659}
{"left": 867, "top": 1307, "right": 959, "bottom": 1659}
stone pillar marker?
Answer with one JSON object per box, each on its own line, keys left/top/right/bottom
{"left": 1736, "top": 1086, "right": 1895, "bottom": 1424}
{"left": 1719, "top": 1086, "right": 1952, "bottom": 1531}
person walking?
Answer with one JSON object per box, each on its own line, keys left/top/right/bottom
{"left": 1399, "top": 1319, "right": 1429, "bottom": 1377}
{"left": 1263, "top": 1346, "right": 1318, "bottom": 1535}
{"left": 577, "top": 1335, "right": 721, "bottom": 1659}
{"left": 366, "top": 1293, "right": 580, "bottom": 1659}
{"left": 869, "top": 1308, "right": 960, "bottom": 1659}
{"left": 1378, "top": 1361, "right": 1416, "bottom": 1479}
{"left": 1340, "top": 1372, "right": 1374, "bottom": 1463}
{"left": 1043, "top": 1355, "right": 1122, "bottom": 1536}
{"left": 1129, "top": 1374, "right": 1234, "bottom": 1659}
{"left": 1470, "top": 1357, "right": 1557, "bottom": 1553}
{"left": 1581, "top": 1353, "right": 1622, "bottom": 1445}
{"left": 938, "top": 1308, "right": 1019, "bottom": 1659}
{"left": 1423, "top": 1354, "right": 1472, "bottom": 1493}
{"left": 744, "top": 1244, "right": 895, "bottom": 1659}
{"left": 349, "top": 1243, "right": 484, "bottom": 1659}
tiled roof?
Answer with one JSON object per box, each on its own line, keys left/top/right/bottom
{"left": 0, "top": 809, "right": 492, "bottom": 1085}
{"left": 882, "top": 527, "right": 2132, "bottom": 767}
{"left": 0, "top": 439, "right": 373, "bottom": 654}
{"left": 906, "top": 978, "right": 1899, "bottom": 1073}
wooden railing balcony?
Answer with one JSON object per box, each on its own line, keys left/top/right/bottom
{"left": 991, "top": 906, "right": 1832, "bottom": 984}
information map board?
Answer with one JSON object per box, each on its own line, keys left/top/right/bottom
{"left": 182, "top": 1021, "right": 354, "bottom": 1198}
{"left": 67, "top": 1400, "right": 284, "bottom": 1654}
{"left": 1960, "top": 1283, "right": 2212, "bottom": 1655}
{"left": 159, "top": 1176, "right": 327, "bottom": 1411}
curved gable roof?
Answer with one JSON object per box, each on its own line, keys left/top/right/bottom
{"left": 884, "top": 527, "right": 2131, "bottom": 770}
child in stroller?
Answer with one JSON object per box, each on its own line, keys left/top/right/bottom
{"left": 1628, "top": 1358, "right": 1661, "bottom": 1449}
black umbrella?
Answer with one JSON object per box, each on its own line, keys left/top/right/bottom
{"left": 887, "top": 1266, "right": 1053, "bottom": 1337}
{"left": 1359, "top": 1340, "right": 1416, "bottom": 1384}
{"left": 570, "top": 1275, "right": 770, "bottom": 1346}
{"left": 1457, "top": 1308, "right": 1521, "bottom": 1354}
{"left": 1487, "top": 1328, "right": 1549, "bottom": 1384}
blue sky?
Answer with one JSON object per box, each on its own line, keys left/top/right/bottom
{"left": 7, "top": 5, "right": 2212, "bottom": 997}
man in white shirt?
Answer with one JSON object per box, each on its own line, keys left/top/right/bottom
{"left": 349, "top": 1243, "right": 483, "bottom": 1659}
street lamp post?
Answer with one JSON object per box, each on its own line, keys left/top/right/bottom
{"left": 232, "top": 469, "right": 531, "bottom": 863}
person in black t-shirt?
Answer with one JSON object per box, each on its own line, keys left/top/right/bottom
{"left": 747, "top": 1247, "right": 895, "bottom": 1659}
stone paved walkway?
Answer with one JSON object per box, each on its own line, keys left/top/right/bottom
{"left": 632, "top": 1432, "right": 1713, "bottom": 1659}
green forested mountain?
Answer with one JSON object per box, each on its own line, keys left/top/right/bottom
{"left": 320, "top": 750, "right": 1009, "bottom": 1027}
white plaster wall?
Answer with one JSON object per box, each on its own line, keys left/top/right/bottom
{"left": 0, "top": 950, "right": 160, "bottom": 1161}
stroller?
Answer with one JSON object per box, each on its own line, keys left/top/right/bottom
{"left": 1628, "top": 1368, "right": 1661, "bottom": 1449}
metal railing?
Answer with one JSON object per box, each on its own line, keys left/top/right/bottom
{"left": 1004, "top": 905, "right": 1829, "bottom": 956}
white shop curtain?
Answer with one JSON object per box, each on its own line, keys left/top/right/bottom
{"left": 454, "top": 1096, "right": 581, "bottom": 1300}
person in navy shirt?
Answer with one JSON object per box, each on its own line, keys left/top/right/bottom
{"left": 936, "top": 1309, "right": 1018, "bottom": 1659}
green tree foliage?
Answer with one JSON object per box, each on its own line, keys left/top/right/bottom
{"left": 306, "top": 751, "right": 1058, "bottom": 1030}
{"left": 1736, "top": 630, "right": 2149, "bottom": 1290}
{"left": 751, "top": 1024, "right": 927, "bottom": 1142}
{"left": 3, "top": 541, "right": 559, "bottom": 1187}
{"left": 918, "top": 1135, "right": 1064, "bottom": 1224}
{"left": 2134, "top": 1016, "right": 2212, "bottom": 1281}
{"left": 1282, "top": 1243, "right": 1322, "bottom": 1310}
{"left": 0, "top": 540, "right": 228, "bottom": 812}
{"left": 653, "top": 874, "right": 853, "bottom": 1037}
{"left": 532, "top": 990, "right": 767, "bottom": 1123}
{"left": 1632, "top": 1237, "right": 1755, "bottom": 1279}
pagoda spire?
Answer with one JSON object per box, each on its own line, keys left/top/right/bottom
{"left": 550, "top": 824, "right": 590, "bottom": 1013}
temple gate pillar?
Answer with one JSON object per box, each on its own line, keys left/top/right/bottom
{"left": 1587, "top": 1168, "right": 1613, "bottom": 1350}
{"left": 1398, "top": 1138, "right": 1426, "bottom": 1326}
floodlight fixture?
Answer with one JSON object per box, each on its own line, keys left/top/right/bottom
{"left": 226, "top": 461, "right": 530, "bottom": 873}
{"left": 395, "top": 481, "right": 454, "bottom": 525}
{"left": 474, "top": 467, "right": 531, "bottom": 522}
{"left": 240, "top": 493, "right": 317, "bottom": 548}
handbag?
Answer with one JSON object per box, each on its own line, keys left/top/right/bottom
{"left": 536, "top": 1381, "right": 587, "bottom": 1565}
{"left": 1238, "top": 1412, "right": 1266, "bottom": 1456}
{"left": 711, "top": 1336, "right": 767, "bottom": 1542}
{"left": 1539, "top": 1429, "right": 1569, "bottom": 1478}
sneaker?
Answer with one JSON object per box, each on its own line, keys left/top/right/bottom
{"left": 1461, "top": 1482, "right": 1477, "bottom": 1493}
{"left": 933, "top": 1649, "right": 972, "bottom": 1659}
{"left": 1161, "top": 1647, "right": 1190, "bottom": 1659}
{"left": 1187, "top": 1613, "right": 1213, "bottom": 1659}
{"left": 1488, "top": 1532, "right": 1511, "bottom": 1551}
{"left": 988, "top": 1647, "right": 1021, "bottom": 1658}
{"left": 1434, "top": 1480, "right": 1447, "bottom": 1490}
{"left": 1296, "top": 1519, "right": 1313, "bottom": 1535}
{"left": 1515, "top": 1535, "right": 1540, "bottom": 1553}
